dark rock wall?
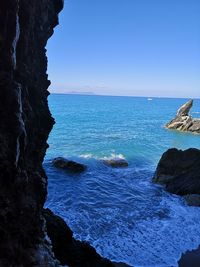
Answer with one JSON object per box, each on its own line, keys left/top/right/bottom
{"left": 0, "top": 2, "right": 115, "bottom": 267}
{"left": 153, "top": 148, "right": 200, "bottom": 195}
{"left": 0, "top": 1, "right": 63, "bottom": 266}
{"left": 44, "top": 209, "right": 114, "bottom": 267}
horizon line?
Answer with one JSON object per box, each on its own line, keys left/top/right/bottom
{"left": 49, "top": 92, "right": 200, "bottom": 100}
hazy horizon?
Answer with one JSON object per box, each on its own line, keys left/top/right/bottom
{"left": 50, "top": 91, "right": 200, "bottom": 100}
{"left": 47, "top": 0, "right": 200, "bottom": 98}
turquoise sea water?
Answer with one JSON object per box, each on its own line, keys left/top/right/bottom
{"left": 45, "top": 94, "right": 200, "bottom": 267}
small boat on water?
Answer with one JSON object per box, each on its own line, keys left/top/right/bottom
{"left": 147, "top": 98, "right": 153, "bottom": 101}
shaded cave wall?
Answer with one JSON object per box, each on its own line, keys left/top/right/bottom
{"left": 0, "top": 0, "right": 63, "bottom": 266}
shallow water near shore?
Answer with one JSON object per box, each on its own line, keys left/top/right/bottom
{"left": 45, "top": 94, "right": 200, "bottom": 267}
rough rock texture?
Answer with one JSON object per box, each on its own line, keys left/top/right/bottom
{"left": 0, "top": 2, "right": 118, "bottom": 266}
{"left": 153, "top": 148, "right": 200, "bottom": 195}
{"left": 177, "top": 99, "right": 193, "bottom": 116}
{"left": 43, "top": 209, "right": 114, "bottom": 267}
{"left": 53, "top": 157, "right": 87, "bottom": 173}
{"left": 0, "top": 0, "right": 63, "bottom": 266}
{"left": 166, "top": 100, "right": 200, "bottom": 133}
{"left": 103, "top": 159, "right": 128, "bottom": 168}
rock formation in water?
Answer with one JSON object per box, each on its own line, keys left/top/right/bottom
{"left": 153, "top": 148, "right": 200, "bottom": 198}
{"left": 0, "top": 1, "right": 115, "bottom": 266}
{"left": 103, "top": 158, "right": 128, "bottom": 168}
{"left": 53, "top": 157, "right": 87, "bottom": 173}
{"left": 178, "top": 245, "right": 200, "bottom": 267}
{"left": 166, "top": 100, "right": 200, "bottom": 133}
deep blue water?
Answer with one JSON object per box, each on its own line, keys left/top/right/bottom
{"left": 45, "top": 94, "right": 200, "bottom": 267}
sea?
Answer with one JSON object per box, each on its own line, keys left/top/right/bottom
{"left": 44, "top": 94, "right": 200, "bottom": 267}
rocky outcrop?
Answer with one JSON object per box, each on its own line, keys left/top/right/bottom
{"left": 0, "top": 1, "right": 63, "bottom": 266}
{"left": 0, "top": 2, "right": 119, "bottom": 267}
{"left": 177, "top": 99, "right": 193, "bottom": 116}
{"left": 153, "top": 148, "right": 200, "bottom": 196}
{"left": 43, "top": 209, "right": 114, "bottom": 267}
{"left": 103, "top": 159, "right": 128, "bottom": 168}
{"left": 53, "top": 157, "right": 87, "bottom": 173}
{"left": 166, "top": 100, "right": 200, "bottom": 134}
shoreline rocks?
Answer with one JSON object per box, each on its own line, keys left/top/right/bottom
{"left": 52, "top": 157, "right": 87, "bottom": 173}
{"left": 153, "top": 148, "right": 200, "bottom": 196}
{"left": 178, "top": 245, "right": 200, "bottom": 267}
{"left": 166, "top": 100, "right": 200, "bottom": 134}
{"left": 44, "top": 208, "right": 115, "bottom": 267}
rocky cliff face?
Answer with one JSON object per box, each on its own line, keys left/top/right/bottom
{"left": 0, "top": 1, "right": 63, "bottom": 266}
{"left": 0, "top": 2, "right": 116, "bottom": 267}
{"left": 166, "top": 100, "right": 200, "bottom": 133}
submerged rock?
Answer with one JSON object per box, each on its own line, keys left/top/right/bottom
{"left": 153, "top": 148, "right": 200, "bottom": 196}
{"left": 166, "top": 100, "right": 200, "bottom": 134}
{"left": 43, "top": 208, "right": 115, "bottom": 267}
{"left": 103, "top": 158, "right": 128, "bottom": 168}
{"left": 52, "top": 157, "right": 87, "bottom": 173}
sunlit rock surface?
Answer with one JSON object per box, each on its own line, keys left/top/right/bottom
{"left": 166, "top": 100, "right": 200, "bottom": 134}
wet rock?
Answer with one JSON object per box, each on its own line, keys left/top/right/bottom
{"left": 43, "top": 208, "right": 115, "bottom": 267}
{"left": 52, "top": 157, "right": 87, "bottom": 173}
{"left": 183, "top": 194, "right": 200, "bottom": 207}
{"left": 103, "top": 158, "right": 128, "bottom": 168}
{"left": 166, "top": 100, "right": 200, "bottom": 134}
{"left": 153, "top": 148, "right": 200, "bottom": 195}
{"left": 178, "top": 246, "right": 200, "bottom": 267}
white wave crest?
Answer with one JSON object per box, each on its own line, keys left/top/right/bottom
{"left": 79, "top": 153, "right": 93, "bottom": 159}
{"left": 79, "top": 153, "right": 126, "bottom": 161}
{"left": 101, "top": 153, "right": 126, "bottom": 160}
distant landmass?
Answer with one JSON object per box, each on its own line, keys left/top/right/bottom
{"left": 66, "top": 91, "right": 96, "bottom": 95}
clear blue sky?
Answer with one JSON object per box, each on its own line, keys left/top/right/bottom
{"left": 47, "top": 0, "right": 200, "bottom": 98}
